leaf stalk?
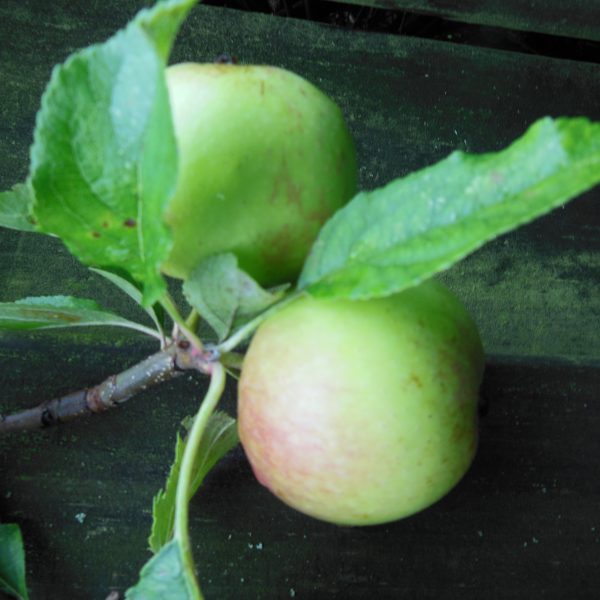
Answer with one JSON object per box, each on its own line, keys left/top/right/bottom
{"left": 173, "top": 362, "right": 226, "bottom": 599}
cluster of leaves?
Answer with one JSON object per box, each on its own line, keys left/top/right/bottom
{"left": 1, "top": 0, "right": 600, "bottom": 597}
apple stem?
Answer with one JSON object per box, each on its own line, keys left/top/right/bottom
{"left": 174, "top": 362, "right": 226, "bottom": 599}
{"left": 219, "top": 351, "right": 244, "bottom": 371}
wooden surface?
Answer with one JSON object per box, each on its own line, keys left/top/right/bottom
{"left": 324, "top": 0, "right": 600, "bottom": 42}
{"left": 1, "top": 1, "right": 599, "bottom": 599}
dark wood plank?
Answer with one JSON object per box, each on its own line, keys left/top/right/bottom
{"left": 1, "top": 338, "right": 599, "bottom": 599}
{"left": 1, "top": 2, "right": 599, "bottom": 599}
{"left": 325, "top": 0, "right": 600, "bottom": 42}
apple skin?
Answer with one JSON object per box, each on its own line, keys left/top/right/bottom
{"left": 161, "top": 63, "right": 357, "bottom": 286}
{"left": 237, "top": 279, "right": 484, "bottom": 526}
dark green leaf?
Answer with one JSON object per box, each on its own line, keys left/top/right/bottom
{"left": 0, "top": 184, "right": 37, "bottom": 232}
{"left": 183, "top": 254, "right": 287, "bottom": 341}
{"left": 299, "top": 117, "right": 600, "bottom": 299}
{"left": 148, "top": 432, "right": 185, "bottom": 555}
{"left": 125, "top": 540, "right": 196, "bottom": 599}
{"left": 149, "top": 411, "right": 239, "bottom": 553}
{"left": 0, "top": 296, "right": 157, "bottom": 337}
{"left": 183, "top": 254, "right": 241, "bottom": 341}
{"left": 29, "top": 0, "right": 197, "bottom": 307}
{"left": 0, "top": 523, "right": 29, "bottom": 600}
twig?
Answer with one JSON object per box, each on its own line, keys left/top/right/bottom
{"left": 0, "top": 340, "right": 217, "bottom": 435}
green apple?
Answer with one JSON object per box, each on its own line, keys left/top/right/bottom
{"left": 237, "top": 279, "right": 484, "bottom": 526}
{"left": 161, "top": 63, "right": 357, "bottom": 286}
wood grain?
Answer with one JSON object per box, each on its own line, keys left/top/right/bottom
{"left": 1, "top": 2, "right": 599, "bottom": 598}
{"left": 324, "top": 0, "right": 600, "bottom": 42}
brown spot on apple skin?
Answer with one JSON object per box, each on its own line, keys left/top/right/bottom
{"left": 92, "top": 231, "right": 101, "bottom": 238}
{"left": 280, "top": 158, "right": 303, "bottom": 209}
{"left": 451, "top": 423, "right": 465, "bottom": 442}
{"left": 265, "top": 158, "right": 305, "bottom": 211}
{"left": 124, "top": 218, "right": 137, "bottom": 227}
{"left": 409, "top": 373, "right": 423, "bottom": 388}
{"left": 284, "top": 178, "right": 302, "bottom": 209}
{"left": 305, "top": 205, "right": 334, "bottom": 224}
{"left": 261, "top": 226, "right": 295, "bottom": 271}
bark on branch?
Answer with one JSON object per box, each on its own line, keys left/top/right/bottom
{"left": 0, "top": 340, "right": 218, "bottom": 434}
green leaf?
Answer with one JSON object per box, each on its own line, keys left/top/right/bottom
{"left": 90, "top": 268, "right": 165, "bottom": 338}
{"left": 29, "top": 0, "right": 197, "bottom": 307}
{"left": 187, "top": 412, "right": 239, "bottom": 500}
{"left": 237, "top": 281, "right": 290, "bottom": 321}
{"left": 135, "top": 0, "right": 198, "bottom": 61}
{"left": 149, "top": 432, "right": 186, "bottom": 555}
{"left": 0, "top": 296, "right": 159, "bottom": 338}
{"left": 299, "top": 117, "right": 600, "bottom": 299}
{"left": 125, "top": 540, "right": 197, "bottom": 599}
{"left": 0, "top": 183, "right": 37, "bottom": 232}
{"left": 149, "top": 411, "right": 239, "bottom": 553}
{"left": 182, "top": 254, "right": 240, "bottom": 341}
{"left": 183, "top": 254, "right": 288, "bottom": 341}
{"left": 0, "top": 523, "right": 29, "bottom": 600}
